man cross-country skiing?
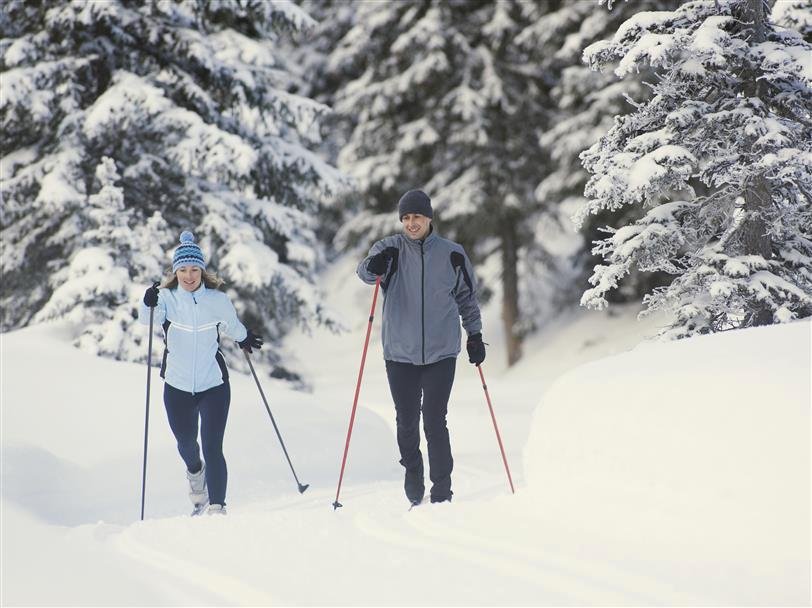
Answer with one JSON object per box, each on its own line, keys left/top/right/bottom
{"left": 357, "top": 189, "right": 485, "bottom": 505}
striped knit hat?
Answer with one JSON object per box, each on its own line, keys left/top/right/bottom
{"left": 172, "top": 231, "right": 206, "bottom": 272}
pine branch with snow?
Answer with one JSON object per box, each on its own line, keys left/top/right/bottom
{"left": 772, "top": 0, "right": 812, "bottom": 42}
{"left": 524, "top": 0, "right": 683, "bottom": 310}
{"left": 578, "top": 0, "right": 812, "bottom": 336}
{"left": 302, "top": 1, "right": 591, "bottom": 365}
{"left": 1, "top": 0, "right": 347, "bottom": 376}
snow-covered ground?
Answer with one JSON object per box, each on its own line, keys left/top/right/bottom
{"left": 2, "top": 257, "right": 809, "bottom": 606}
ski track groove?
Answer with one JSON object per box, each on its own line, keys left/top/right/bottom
{"left": 113, "top": 526, "right": 276, "bottom": 606}
{"left": 108, "top": 468, "right": 711, "bottom": 606}
{"left": 353, "top": 510, "right": 612, "bottom": 605}
{"left": 105, "top": 482, "right": 713, "bottom": 606}
{"left": 403, "top": 510, "right": 708, "bottom": 606}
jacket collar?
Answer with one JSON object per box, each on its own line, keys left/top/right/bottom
{"left": 176, "top": 283, "right": 206, "bottom": 301}
{"left": 402, "top": 225, "right": 438, "bottom": 249}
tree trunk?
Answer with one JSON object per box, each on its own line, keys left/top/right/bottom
{"left": 501, "top": 219, "right": 522, "bottom": 366}
{"left": 743, "top": 174, "right": 774, "bottom": 326}
{"left": 749, "top": 0, "right": 767, "bottom": 42}
{"left": 742, "top": 0, "right": 774, "bottom": 327}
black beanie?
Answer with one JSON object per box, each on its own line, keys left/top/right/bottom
{"left": 398, "top": 190, "right": 433, "bottom": 220}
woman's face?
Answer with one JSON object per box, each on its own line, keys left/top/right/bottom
{"left": 176, "top": 266, "right": 202, "bottom": 291}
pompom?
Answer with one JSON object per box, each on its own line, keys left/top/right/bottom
{"left": 179, "top": 230, "right": 195, "bottom": 244}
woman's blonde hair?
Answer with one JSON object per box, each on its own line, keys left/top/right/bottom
{"left": 161, "top": 267, "right": 225, "bottom": 290}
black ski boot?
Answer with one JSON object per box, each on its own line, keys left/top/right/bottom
{"left": 404, "top": 460, "right": 425, "bottom": 506}
{"left": 430, "top": 492, "right": 453, "bottom": 504}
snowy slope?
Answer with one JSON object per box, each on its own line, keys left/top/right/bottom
{"left": 1, "top": 259, "right": 809, "bottom": 605}
{"left": 524, "top": 321, "right": 811, "bottom": 605}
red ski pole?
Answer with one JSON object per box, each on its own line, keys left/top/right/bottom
{"left": 477, "top": 364, "right": 515, "bottom": 494}
{"left": 333, "top": 276, "right": 381, "bottom": 509}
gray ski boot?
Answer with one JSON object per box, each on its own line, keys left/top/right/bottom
{"left": 187, "top": 464, "right": 209, "bottom": 516}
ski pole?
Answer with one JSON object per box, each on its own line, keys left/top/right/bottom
{"left": 333, "top": 276, "right": 381, "bottom": 510}
{"left": 243, "top": 350, "right": 309, "bottom": 494}
{"left": 140, "top": 281, "right": 159, "bottom": 521}
{"left": 476, "top": 364, "right": 515, "bottom": 494}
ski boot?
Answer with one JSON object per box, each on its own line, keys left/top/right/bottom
{"left": 187, "top": 464, "right": 208, "bottom": 515}
{"left": 404, "top": 460, "right": 425, "bottom": 506}
{"left": 207, "top": 504, "right": 227, "bottom": 516}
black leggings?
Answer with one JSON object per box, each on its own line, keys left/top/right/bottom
{"left": 385, "top": 357, "right": 456, "bottom": 499}
{"left": 163, "top": 382, "right": 231, "bottom": 506}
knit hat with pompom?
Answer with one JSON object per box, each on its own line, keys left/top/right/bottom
{"left": 172, "top": 231, "right": 206, "bottom": 272}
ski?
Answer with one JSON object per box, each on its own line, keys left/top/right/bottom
{"left": 191, "top": 501, "right": 209, "bottom": 517}
{"left": 408, "top": 497, "right": 427, "bottom": 511}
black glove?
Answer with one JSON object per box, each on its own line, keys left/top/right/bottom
{"left": 143, "top": 281, "right": 160, "bottom": 307}
{"left": 466, "top": 333, "right": 486, "bottom": 366}
{"left": 366, "top": 247, "right": 397, "bottom": 276}
{"left": 238, "top": 329, "right": 264, "bottom": 353}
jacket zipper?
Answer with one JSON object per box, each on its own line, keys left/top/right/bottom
{"left": 192, "top": 292, "right": 198, "bottom": 394}
{"left": 420, "top": 240, "right": 425, "bottom": 364}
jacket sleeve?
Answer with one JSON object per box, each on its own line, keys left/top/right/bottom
{"left": 356, "top": 238, "right": 394, "bottom": 285}
{"left": 138, "top": 289, "right": 167, "bottom": 326}
{"left": 218, "top": 293, "right": 248, "bottom": 342}
{"left": 454, "top": 247, "right": 482, "bottom": 336}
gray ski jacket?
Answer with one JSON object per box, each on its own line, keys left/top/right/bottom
{"left": 357, "top": 230, "right": 482, "bottom": 365}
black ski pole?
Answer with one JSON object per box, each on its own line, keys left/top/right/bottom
{"left": 243, "top": 350, "right": 309, "bottom": 494}
{"left": 140, "top": 281, "right": 159, "bottom": 521}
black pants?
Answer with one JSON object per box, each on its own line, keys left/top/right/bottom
{"left": 163, "top": 382, "right": 231, "bottom": 506}
{"left": 385, "top": 357, "right": 456, "bottom": 500}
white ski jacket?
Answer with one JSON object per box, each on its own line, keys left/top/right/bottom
{"left": 138, "top": 284, "right": 247, "bottom": 393}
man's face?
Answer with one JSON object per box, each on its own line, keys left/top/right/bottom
{"left": 401, "top": 213, "right": 431, "bottom": 240}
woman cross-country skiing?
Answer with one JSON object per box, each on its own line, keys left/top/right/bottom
{"left": 139, "top": 231, "right": 263, "bottom": 516}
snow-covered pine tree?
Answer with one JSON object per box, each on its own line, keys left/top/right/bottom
{"left": 578, "top": 0, "right": 812, "bottom": 337}
{"left": 303, "top": 1, "right": 565, "bottom": 366}
{"left": 522, "top": 0, "right": 681, "bottom": 308}
{"left": 276, "top": 0, "right": 360, "bottom": 246}
{"left": 1, "top": 1, "right": 345, "bottom": 375}
{"left": 33, "top": 157, "right": 171, "bottom": 360}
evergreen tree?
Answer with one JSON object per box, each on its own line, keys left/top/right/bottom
{"left": 526, "top": 0, "right": 681, "bottom": 308}
{"left": 301, "top": 1, "right": 564, "bottom": 366}
{"left": 1, "top": 1, "right": 344, "bottom": 375}
{"left": 298, "top": 0, "right": 687, "bottom": 364}
{"left": 277, "top": 0, "right": 359, "bottom": 246}
{"left": 579, "top": 0, "right": 812, "bottom": 337}
{"left": 34, "top": 157, "right": 171, "bottom": 360}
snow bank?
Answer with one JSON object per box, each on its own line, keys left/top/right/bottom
{"left": 2, "top": 312, "right": 809, "bottom": 605}
{"left": 1, "top": 322, "right": 396, "bottom": 527}
{"left": 524, "top": 320, "right": 810, "bottom": 603}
